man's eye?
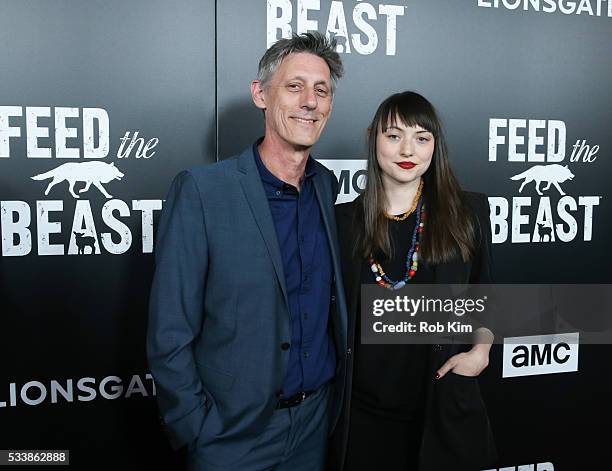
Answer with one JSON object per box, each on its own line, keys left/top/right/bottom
{"left": 287, "top": 84, "right": 302, "bottom": 91}
{"left": 316, "top": 88, "right": 329, "bottom": 97}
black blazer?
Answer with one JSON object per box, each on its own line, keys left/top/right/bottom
{"left": 328, "top": 192, "right": 497, "bottom": 471}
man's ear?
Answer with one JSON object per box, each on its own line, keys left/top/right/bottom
{"left": 251, "top": 80, "right": 266, "bottom": 110}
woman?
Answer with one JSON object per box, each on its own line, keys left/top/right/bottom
{"left": 328, "top": 92, "right": 497, "bottom": 471}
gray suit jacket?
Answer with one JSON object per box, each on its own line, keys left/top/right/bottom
{"left": 147, "top": 145, "right": 348, "bottom": 467}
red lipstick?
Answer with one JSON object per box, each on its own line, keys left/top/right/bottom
{"left": 397, "top": 162, "right": 416, "bottom": 169}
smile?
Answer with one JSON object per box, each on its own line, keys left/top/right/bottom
{"left": 396, "top": 162, "right": 416, "bottom": 170}
{"left": 292, "top": 117, "right": 317, "bottom": 124}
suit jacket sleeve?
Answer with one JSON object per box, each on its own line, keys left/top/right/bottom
{"left": 464, "top": 192, "right": 497, "bottom": 338}
{"left": 147, "top": 170, "right": 208, "bottom": 450}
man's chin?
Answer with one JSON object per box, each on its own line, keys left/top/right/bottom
{"left": 284, "top": 144, "right": 309, "bottom": 154}
{"left": 292, "top": 131, "right": 325, "bottom": 149}
{"left": 287, "top": 137, "right": 318, "bottom": 150}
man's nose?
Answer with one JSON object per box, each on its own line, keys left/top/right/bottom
{"left": 300, "top": 87, "right": 318, "bottom": 110}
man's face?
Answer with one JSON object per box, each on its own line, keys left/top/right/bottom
{"left": 252, "top": 52, "right": 334, "bottom": 150}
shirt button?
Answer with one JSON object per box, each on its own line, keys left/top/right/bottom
{"left": 303, "top": 312, "right": 308, "bottom": 320}
{"left": 275, "top": 190, "right": 281, "bottom": 196}
{"left": 303, "top": 351, "right": 309, "bottom": 358}
{"left": 281, "top": 342, "right": 290, "bottom": 350}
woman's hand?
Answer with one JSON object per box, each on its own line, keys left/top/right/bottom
{"left": 435, "top": 343, "right": 491, "bottom": 379}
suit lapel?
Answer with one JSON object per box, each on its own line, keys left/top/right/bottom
{"left": 312, "top": 173, "right": 336, "bottom": 263}
{"left": 337, "top": 199, "right": 364, "bottom": 350}
{"left": 313, "top": 171, "right": 348, "bottom": 352}
{"left": 237, "top": 147, "right": 289, "bottom": 309}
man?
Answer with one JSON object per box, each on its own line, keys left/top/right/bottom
{"left": 147, "top": 32, "right": 348, "bottom": 471}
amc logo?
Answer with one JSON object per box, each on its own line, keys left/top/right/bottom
{"left": 502, "top": 333, "right": 579, "bottom": 378}
{"left": 318, "top": 159, "right": 367, "bottom": 204}
{"left": 483, "top": 462, "right": 554, "bottom": 471}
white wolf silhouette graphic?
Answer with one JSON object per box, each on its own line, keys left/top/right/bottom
{"left": 31, "top": 162, "right": 124, "bottom": 199}
{"left": 510, "top": 164, "right": 574, "bottom": 195}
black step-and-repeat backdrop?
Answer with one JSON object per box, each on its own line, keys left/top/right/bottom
{"left": 1, "top": 0, "right": 610, "bottom": 469}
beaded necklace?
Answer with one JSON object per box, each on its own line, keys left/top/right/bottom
{"left": 369, "top": 194, "right": 426, "bottom": 290}
{"left": 384, "top": 179, "right": 423, "bottom": 221}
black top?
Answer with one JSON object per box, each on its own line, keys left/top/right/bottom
{"left": 329, "top": 193, "right": 498, "bottom": 471}
{"left": 351, "top": 212, "right": 433, "bottom": 421}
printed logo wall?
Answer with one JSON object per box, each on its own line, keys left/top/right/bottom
{"left": 487, "top": 118, "right": 601, "bottom": 245}
{"left": 0, "top": 106, "right": 162, "bottom": 257}
{"left": 0, "top": 0, "right": 215, "bottom": 468}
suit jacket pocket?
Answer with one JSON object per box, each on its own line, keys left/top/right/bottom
{"left": 445, "top": 371, "right": 484, "bottom": 416}
{"left": 426, "top": 371, "right": 496, "bottom": 469}
{"left": 196, "top": 362, "right": 236, "bottom": 395}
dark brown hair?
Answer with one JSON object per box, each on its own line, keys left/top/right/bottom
{"left": 358, "top": 91, "right": 476, "bottom": 265}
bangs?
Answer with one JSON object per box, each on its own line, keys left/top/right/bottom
{"left": 378, "top": 92, "right": 439, "bottom": 137}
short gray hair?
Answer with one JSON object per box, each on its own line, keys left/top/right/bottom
{"left": 257, "top": 32, "right": 344, "bottom": 94}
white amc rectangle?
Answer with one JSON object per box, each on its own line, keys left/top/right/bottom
{"left": 317, "top": 159, "right": 367, "bottom": 204}
{"left": 502, "top": 333, "right": 579, "bottom": 378}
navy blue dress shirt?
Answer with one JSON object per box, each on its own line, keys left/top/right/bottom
{"left": 253, "top": 142, "right": 335, "bottom": 397}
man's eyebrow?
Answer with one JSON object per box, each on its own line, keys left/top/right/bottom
{"left": 286, "top": 75, "right": 305, "bottom": 82}
{"left": 286, "top": 75, "right": 331, "bottom": 87}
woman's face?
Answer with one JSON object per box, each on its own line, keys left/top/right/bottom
{"left": 375, "top": 119, "right": 435, "bottom": 187}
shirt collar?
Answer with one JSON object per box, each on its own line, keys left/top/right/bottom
{"left": 253, "top": 138, "right": 317, "bottom": 189}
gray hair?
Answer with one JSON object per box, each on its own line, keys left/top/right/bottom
{"left": 257, "top": 32, "right": 344, "bottom": 94}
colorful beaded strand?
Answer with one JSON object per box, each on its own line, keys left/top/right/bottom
{"left": 369, "top": 197, "right": 425, "bottom": 290}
